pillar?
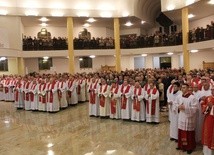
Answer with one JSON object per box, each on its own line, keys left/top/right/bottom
{"left": 67, "top": 17, "right": 75, "bottom": 74}
{"left": 182, "top": 7, "right": 190, "bottom": 72}
{"left": 114, "top": 18, "right": 121, "bottom": 72}
{"left": 17, "top": 57, "right": 25, "bottom": 75}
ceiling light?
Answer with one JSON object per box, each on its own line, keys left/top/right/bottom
{"left": 141, "top": 20, "right": 146, "bottom": 24}
{"left": 186, "top": 0, "right": 195, "bottom": 6}
{"left": 86, "top": 18, "right": 96, "bottom": 23}
{"left": 125, "top": 21, "right": 133, "bottom": 27}
{"left": 100, "top": 12, "right": 112, "bottom": 18}
{"left": 25, "top": 10, "right": 38, "bottom": 16}
{"left": 77, "top": 11, "right": 89, "bottom": 17}
{"left": 83, "top": 23, "right": 91, "bottom": 28}
{"left": 188, "top": 14, "right": 195, "bottom": 18}
{"left": 0, "top": 9, "right": 8, "bottom": 15}
{"left": 89, "top": 55, "right": 96, "bottom": 58}
{"left": 167, "top": 4, "right": 175, "bottom": 11}
{"left": 190, "top": 49, "right": 198, "bottom": 53}
{"left": 47, "top": 143, "right": 54, "bottom": 148}
{"left": 141, "top": 54, "right": 148, "bottom": 57}
{"left": 51, "top": 11, "right": 64, "bottom": 17}
{"left": 122, "top": 12, "right": 129, "bottom": 17}
{"left": 43, "top": 56, "right": 49, "bottom": 60}
{"left": 0, "top": 57, "right": 6, "bottom": 61}
{"left": 39, "top": 17, "right": 49, "bottom": 22}
{"left": 208, "top": 0, "right": 214, "bottom": 4}
{"left": 167, "top": 52, "right": 173, "bottom": 55}
{"left": 40, "top": 23, "right": 48, "bottom": 27}
{"left": 79, "top": 58, "right": 83, "bottom": 61}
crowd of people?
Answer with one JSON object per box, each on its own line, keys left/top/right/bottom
{"left": 22, "top": 21, "right": 214, "bottom": 51}
{"left": 0, "top": 68, "right": 214, "bottom": 154}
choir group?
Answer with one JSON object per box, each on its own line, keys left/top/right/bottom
{"left": 0, "top": 68, "right": 214, "bottom": 154}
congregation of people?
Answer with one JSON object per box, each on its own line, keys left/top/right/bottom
{"left": 22, "top": 21, "right": 214, "bottom": 51}
{"left": 0, "top": 68, "right": 214, "bottom": 154}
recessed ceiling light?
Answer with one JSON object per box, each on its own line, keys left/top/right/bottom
{"left": 186, "top": 0, "right": 195, "bottom": 6}
{"left": 190, "top": 49, "right": 198, "bottom": 53}
{"left": 167, "top": 52, "right": 173, "bottom": 55}
{"left": 100, "top": 12, "right": 112, "bottom": 18}
{"left": 167, "top": 4, "right": 175, "bottom": 11}
{"left": 79, "top": 58, "right": 83, "bottom": 61}
{"left": 39, "top": 17, "right": 49, "bottom": 22}
{"left": 141, "top": 54, "right": 148, "bottom": 57}
{"left": 125, "top": 21, "right": 133, "bottom": 27}
{"left": 86, "top": 18, "right": 96, "bottom": 23}
{"left": 89, "top": 55, "right": 95, "bottom": 58}
{"left": 0, "top": 9, "right": 8, "bottom": 15}
{"left": 43, "top": 56, "right": 49, "bottom": 60}
{"left": 208, "top": 0, "right": 214, "bottom": 4}
{"left": 77, "top": 11, "right": 89, "bottom": 17}
{"left": 83, "top": 23, "right": 91, "bottom": 28}
{"left": 188, "top": 14, "right": 195, "bottom": 18}
{"left": 141, "top": 20, "right": 146, "bottom": 24}
{"left": 40, "top": 23, "right": 48, "bottom": 27}
{"left": 25, "top": 10, "right": 38, "bottom": 16}
{"left": 51, "top": 11, "right": 64, "bottom": 17}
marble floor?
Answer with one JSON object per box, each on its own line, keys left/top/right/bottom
{"left": 0, "top": 102, "right": 203, "bottom": 155}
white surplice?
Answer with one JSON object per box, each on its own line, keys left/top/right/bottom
{"left": 88, "top": 82, "right": 99, "bottom": 116}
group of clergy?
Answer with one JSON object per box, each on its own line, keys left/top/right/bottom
{"left": 167, "top": 75, "right": 214, "bottom": 154}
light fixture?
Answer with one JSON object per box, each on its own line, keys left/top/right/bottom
{"left": 141, "top": 20, "right": 146, "bottom": 24}
{"left": 47, "top": 143, "right": 54, "bottom": 148}
{"left": 0, "top": 57, "right": 6, "bottom": 61}
{"left": 186, "top": 0, "right": 195, "bottom": 6}
{"left": 141, "top": 54, "right": 148, "bottom": 57}
{"left": 89, "top": 55, "right": 95, "bottom": 58}
{"left": 167, "top": 4, "right": 175, "bottom": 11}
{"left": 83, "top": 23, "right": 91, "bottom": 28}
{"left": 188, "top": 14, "right": 195, "bottom": 18}
{"left": 4, "top": 120, "right": 10, "bottom": 124}
{"left": 77, "top": 11, "right": 89, "bottom": 17}
{"left": 79, "top": 58, "right": 83, "bottom": 61}
{"left": 25, "top": 10, "right": 39, "bottom": 16}
{"left": 40, "top": 23, "right": 48, "bottom": 27}
{"left": 0, "top": 9, "right": 8, "bottom": 15}
{"left": 39, "top": 17, "right": 49, "bottom": 22}
{"left": 100, "top": 12, "right": 112, "bottom": 18}
{"left": 167, "top": 52, "right": 173, "bottom": 55}
{"left": 122, "top": 12, "right": 129, "bottom": 17}
{"left": 125, "top": 21, "right": 133, "bottom": 27}
{"left": 43, "top": 56, "right": 49, "bottom": 60}
{"left": 190, "top": 49, "right": 198, "bottom": 53}
{"left": 86, "top": 18, "right": 96, "bottom": 23}
{"left": 208, "top": 0, "right": 214, "bottom": 4}
{"left": 51, "top": 11, "right": 64, "bottom": 17}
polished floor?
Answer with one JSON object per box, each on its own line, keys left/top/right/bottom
{"left": 0, "top": 102, "right": 203, "bottom": 155}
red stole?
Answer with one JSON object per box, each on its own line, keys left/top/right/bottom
{"left": 89, "top": 82, "right": 98, "bottom": 104}
{"left": 169, "top": 85, "right": 173, "bottom": 93}
{"left": 110, "top": 85, "right": 119, "bottom": 114}
{"left": 24, "top": 82, "right": 30, "bottom": 101}
{"left": 39, "top": 84, "right": 46, "bottom": 103}
{"left": 146, "top": 88, "right": 157, "bottom": 115}
{"left": 77, "top": 79, "right": 83, "bottom": 95}
{"left": 99, "top": 84, "right": 108, "bottom": 107}
{"left": 15, "top": 83, "right": 22, "bottom": 102}
{"left": 133, "top": 87, "right": 142, "bottom": 112}
{"left": 49, "top": 82, "right": 56, "bottom": 103}
{"left": 4, "top": 80, "right": 10, "bottom": 94}
{"left": 67, "top": 80, "right": 74, "bottom": 97}
{"left": 30, "top": 84, "right": 37, "bottom": 102}
{"left": 57, "top": 82, "right": 63, "bottom": 100}
{"left": 121, "top": 85, "right": 131, "bottom": 109}
{"left": 144, "top": 84, "right": 149, "bottom": 91}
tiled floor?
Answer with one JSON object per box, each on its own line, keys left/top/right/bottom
{"left": 0, "top": 102, "right": 203, "bottom": 155}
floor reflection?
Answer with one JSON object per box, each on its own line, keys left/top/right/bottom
{"left": 0, "top": 102, "right": 202, "bottom": 155}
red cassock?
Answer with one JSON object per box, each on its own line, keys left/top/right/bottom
{"left": 201, "top": 96, "right": 214, "bottom": 150}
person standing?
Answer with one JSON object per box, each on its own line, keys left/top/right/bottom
{"left": 176, "top": 83, "right": 198, "bottom": 154}
{"left": 201, "top": 85, "right": 214, "bottom": 155}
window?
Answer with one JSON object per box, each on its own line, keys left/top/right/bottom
{"left": 0, "top": 58, "right": 8, "bottom": 71}
{"left": 79, "top": 57, "right": 92, "bottom": 68}
{"left": 38, "top": 58, "right": 53, "bottom": 70}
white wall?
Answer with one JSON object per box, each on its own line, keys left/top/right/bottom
{"left": 120, "top": 28, "right": 141, "bottom": 36}
{"left": 189, "top": 14, "right": 214, "bottom": 30}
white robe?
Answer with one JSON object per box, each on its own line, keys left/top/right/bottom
{"left": 121, "top": 85, "right": 133, "bottom": 119}
{"left": 0, "top": 81, "right": 4, "bottom": 101}
{"left": 58, "top": 82, "right": 68, "bottom": 108}
{"left": 14, "top": 84, "right": 24, "bottom": 108}
{"left": 38, "top": 83, "right": 47, "bottom": 111}
{"left": 145, "top": 88, "right": 160, "bottom": 123}
{"left": 46, "top": 82, "right": 60, "bottom": 112}
{"left": 169, "top": 90, "right": 182, "bottom": 139}
{"left": 77, "top": 79, "right": 86, "bottom": 102}
{"left": 88, "top": 82, "right": 99, "bottom": 116}
{"left": 203, "top": 146, "right": 214, "bottom": 155}
{"left": 131, "top": 87, "right": 145, "bottom": 122}
{"left": 23, "top": 82, "right": 32, "bottom": 110}
{"left": 109, "top": 85, "right": 121, "bottom": 119}
{"left": 67, "top": 80, "right": 78, "bottom": 105}
{"left": 30, "top": 84, "right": 39, "bottom": 110}
{"left": 98, "top": 84, "right": 110, "bottom": 117}
{"left": 167, "top": 84, "right": 174, "bottom": 121}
